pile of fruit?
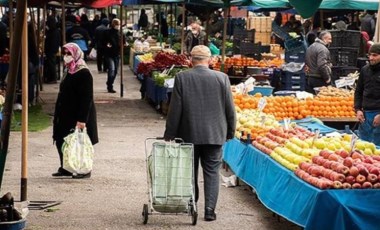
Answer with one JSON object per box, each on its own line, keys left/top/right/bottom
{"left": 212, "top": 57, "right": 284, "bottom": 73}
{"left": 233, "top": 93, "right": 356, "bottom": 120}
{"left": 137, "top": 53, "right": 154, "bottom": 62}
{"left": 316, "top": 86, "right": 354, "bottom": 97}
{"left": 137, "top": 52, "right": 189, "bottom": 76}
{"left": 295, "top": 149, "right": 380, "bottom": 189}
{"left": 235, "top": 106, "right": 280, "bottom": 140}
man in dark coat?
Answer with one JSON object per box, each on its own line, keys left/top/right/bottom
{"left": 138, "top": 9, "right": 148, "bottom": 30}
{"left": 44, "top": 16, "right": 61, "bottom": 83}
{"left": 164, "top": 45, "right": 236, "bottom": 221}
{"left": 53, "top": 43, "right": 98, "bottom": 179}
{"left": 94, "top": 18, "right": 109, "bottom": 73}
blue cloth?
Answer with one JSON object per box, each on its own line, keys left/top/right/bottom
{"left": 145, "top": 76, "right": 168, "bottom": 105}
{"left": 358, "top": 111, "right": 380, "bottom": 146}
{"left": 223, "top": 138, "right": 380, "bottom": 230}
{"left": 291, "top": 118, "right": 337, "bottom": 134}
{"left": 134, "top": 55, "right": 141, "bottom": 74}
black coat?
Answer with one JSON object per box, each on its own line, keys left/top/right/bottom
{"left": 104, "top": 28, "right": 121, "bottom": 57}
{"left": 53, "top": 68, "right": 98, "bottom": 145}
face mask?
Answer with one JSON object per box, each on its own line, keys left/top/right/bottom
{"left": 63, "top": 55, "right": 74, "bottom": 64}
{"left": 114, "top": 25, "right": 120, "bottom": 30}
{"left": 192, "top": 30, "right": 198, "bottom": 35}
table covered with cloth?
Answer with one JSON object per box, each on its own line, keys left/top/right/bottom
{"left": 145, "top": 76, "right": 169, "bottom": 106}
{"left": 223, "top": 138, "right": 380, "bottom": 230}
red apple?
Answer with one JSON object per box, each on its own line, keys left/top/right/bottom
{"left": 356, "top": 174, "right": 367, "bottom": 184}
{"left": 322, "top": 169, "right": 333, "bottom": 179}
{"left": 370, "top": 167, "right": 380, "bottom": 176}
{"left": 357, "top": 165, "right": 369, "bottom": 176}
{"left": 373, "top": 183, "right": 380, "bottom": 189}
{"left": 372, "top": 156, "right": 380, "bottom": 162}
{"left": 320, "top": 150, "right": 332, "bottom": 159}
{"left": 312, "top": 156, "right": 323, "bottom": 165}
{"left": 362, "top": 181, "right": 373, "bottom": 189}
{"left": 336, "top": 150, "right": 349, "bottom": 158}
{"left": 367, "top": 174, "right": 378, "bottom": 183}
{"left": 352, "top": 183, "right": 362, "bottom": 189}
{"left": 333, "top": 173, "right": 346, "bottom": 182}
{"left": 299, "top": 162, "right": 312, "bottom": 171}
{"left": 345, "top": 176, "right": 356, "bottom": 185}
{"left": 349, "top": 166, "right": 360, "bottom": 177}
{"left": 343, "top": 157, "right": 354, "bottom": 168}
{"left": 351, "top": 151, "right": 364, "bottom": 160}
{"left": 328, "top": 153, "right": 340, "bottom": 162}
{"left": 342, "top": 183, "right": 352, "bottom": 189}
{"left": 337, "top": 165, "right": 349, "bottom": 175}
{"left": 333, "top": 181, "right": 343, "bottom": 189}
{"left": 330, "top": 162, "right": 341, "bottom": 171}
{"left": 322, "top": 160, "right": 333, "bottom": 169}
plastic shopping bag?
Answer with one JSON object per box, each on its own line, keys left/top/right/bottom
{"left": 88, "top": 48, "right": 97, "bottom": 60}
{"left": 62, "top": 128, "right": 94, "bottom": 175}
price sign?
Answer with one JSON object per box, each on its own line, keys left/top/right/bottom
{"left": 335, "top": 78, "right": 356, "bottom": 88}
{"left": 283, "top": 118, "right": 290, "bottom": 130}
{"left": 312, "top": 129, "right": 320, "bottom": 147}
{"left": 258, "top": 98, "right": 267, "bottom": 112}
{"left": 260, "top": 116, "right": 266, "bottom": 126}
{"left": 350, "top": 134, "right": 359, "bottom": 153}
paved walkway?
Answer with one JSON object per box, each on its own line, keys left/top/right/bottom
{"left": 3, "top": 62, "right": 300, "bottom": 229}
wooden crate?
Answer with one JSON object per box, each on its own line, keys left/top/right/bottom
{"left": 255, "top": 32, "right": 271, "bottom": 45}
{"left": 247, "top": 17, "right": 272, "bottom": 32}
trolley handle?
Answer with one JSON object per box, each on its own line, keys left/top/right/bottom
{"left": 146, "top": 137, "right": 184, "bottom": 143}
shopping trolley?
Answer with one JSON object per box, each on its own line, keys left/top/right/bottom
{"left": 142, "top": 137, "right": 198, "bottom": 225}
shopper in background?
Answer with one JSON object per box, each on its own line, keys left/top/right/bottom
{"left": 354, "top": 43, "right": 380, "bottom": 146}
{"left": 138, "top": 9, "right": 148, "bottom": 31}
{"left": 184, "top": 22, "right": 206, "bottom": 56}
{"left": 66, "top": 15, "right": 91, "bottom": 58}
{"left": 44, "top": 16, "right": 61, "bottom": 84}
{"left": 164, "top": 45, "right": 236, "bottom": 222}
{"left": 94, "top": 18, "right": 109, "bottom": 73}
{"left": 104, "top": 18, "right": 122, "bottom": 93}
{"left": 52, "top": 42, "right": 98, "bottom": 179}
{"left": 360, "top": 10, "right": 376, "bottom": 40}
{"left": 305, "top": 30, "right": 333, "bottom": 94}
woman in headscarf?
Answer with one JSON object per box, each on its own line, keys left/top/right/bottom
{"left": 52, "top": 42, "right": 98, "bottom": 179}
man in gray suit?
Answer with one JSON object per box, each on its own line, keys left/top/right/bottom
{"left": 164, "top": 45, "right": 236, "bottom": 221}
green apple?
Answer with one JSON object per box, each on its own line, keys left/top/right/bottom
{"left": 314, "top": 139, "right": 326, "bottom": 149}
{"left": 365, "top": 142, "right": 376, "bottom": 152}
{"left": 364, "top": 148, "right": 373, "bottom": 155}
{"left": 355, "top": 141, "right": 366, "bottom": 151}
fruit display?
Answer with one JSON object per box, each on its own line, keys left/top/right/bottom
{"left": 137, "top": 53, "right": 154, "bottom": 62}
{"left": 233, "top": 93, "right": 356, "bottom": 120}
{"left": 235, "top": 106, "right": 280, "bottom": 140}
{"left": 212, "top": 56, "right": 284, "bottom": 73}
{"left": 137, "top": 51, "right": 189, "bottom": 76}
{"left": 295, "top": 149, "right": 380, "bottom": 189}
{"left": 315, "top": 86, "right": 354, "bottom": 97}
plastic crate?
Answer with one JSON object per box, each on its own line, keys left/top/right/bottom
{"left": 329, "top": 30, "right": 362, "bottom": 48}
{"left": 329, "top": 47, "right": 358, "bottom": 66}
{"left": 284, "top": 35, "right": 307, "bottom": 51}
{"left": 233, "top": 28, "right": 255, "bottom": 42}
{"left": 272, "top": 21, "right": 290, "bottom": 40}
{"left": 285, "top": 46, "right": 306, "bottom": 63}
{"left": 248, "top": 86, "right": 274, "bottom": 96}
{"left": 281, "top": 70, "right": 306, "bottom": 91}
{"left": 331, "top": 66, "right": 359, "bottom": 77}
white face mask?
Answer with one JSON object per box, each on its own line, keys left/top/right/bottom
{"left": 63, "top": 55, "right": 74, "bottom": 64}
{"left": 114, "top": 25, "right": 120, "bottom": 30}
{"left": 191, "top": 30, "right": 198, "bottom": 35}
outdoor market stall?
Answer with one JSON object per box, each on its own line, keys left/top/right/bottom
{"left": 223, "top": 138, "right": 380, "bottom": 230}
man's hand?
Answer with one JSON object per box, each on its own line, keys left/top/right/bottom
{"left": 373, "top": 114, "right": 380, "bottom": 127}
{"left": 356, "top": 110, "right": 365, "bottom": 123}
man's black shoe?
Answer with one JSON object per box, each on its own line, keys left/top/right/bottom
{"left": 204, "top": 207, "right": 216, "bottom": 221}
{"left": 72, "top": 172, "right": 91, "bottom": 179}
{"left": 52, "top": 167, "right": 72, "bottom": 177}
{"left": 108, "top": 89, "right": 116, "bottom": 93}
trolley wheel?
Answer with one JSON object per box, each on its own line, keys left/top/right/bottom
{"left": 142, "top": 204, "right": 148, "bottom": 224}
{"left": 190, "top": 205, "right": 197, "bottom": 225}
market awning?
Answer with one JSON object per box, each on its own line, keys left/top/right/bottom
{"left": 319, "top": 0, "right": 379, "bottom": 11}
{"left": 0, "top": 0, "right": 121, "bottom": 8}
{"left": 288, "top": 0, "right": 323, "bottom": 18}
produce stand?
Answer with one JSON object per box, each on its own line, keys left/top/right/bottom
{"left": 223, "top": 138, "right": 380, "bottom": 230}
{"left": 145, "top": 76, "right": 170, "bottom": 108}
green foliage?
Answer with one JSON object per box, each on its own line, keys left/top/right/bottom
{"left": 11, "top": 104, "right": 51, "bottom": 132}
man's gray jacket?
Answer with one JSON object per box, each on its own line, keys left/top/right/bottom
{"left": 305, "top": 38, "right": 333, "bottom": 82}
{"left": 164, "top": 65, "right": 236, "bottom": 145}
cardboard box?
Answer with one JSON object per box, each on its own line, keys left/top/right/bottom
{"left": 255, "top": 32, "right": 271, "bottom": 45}
{"left": 247, "top": 17, "right": 272, "bottom": 32}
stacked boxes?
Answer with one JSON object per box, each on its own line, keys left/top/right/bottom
{"left": 281, "top": 70, "right": 306, "bottom": 91}
{"left": 247, "top": 17, "right": 272, "bottom": 45}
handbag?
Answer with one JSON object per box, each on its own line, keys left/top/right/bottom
{"left": 88, "top": 48, "right": 97, "bottom": 60}
{"left": 62, "top": 127, "right": 94, "bottom": 175}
